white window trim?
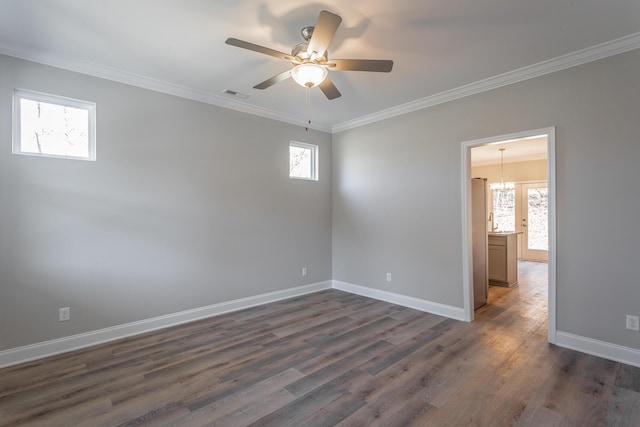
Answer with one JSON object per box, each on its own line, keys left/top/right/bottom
{"left": 289, "top": 141, "right": 318, "bottom": 181}
{"left": 12, "top": 88, "right": 97, "bottom": 161}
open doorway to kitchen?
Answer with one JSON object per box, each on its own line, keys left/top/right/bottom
{"left": 461, "top": 128, "right": 557, "bottom": 344}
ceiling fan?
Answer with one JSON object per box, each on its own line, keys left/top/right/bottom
{"left": 225, "top": 10, "right": 393, "bottom": 100}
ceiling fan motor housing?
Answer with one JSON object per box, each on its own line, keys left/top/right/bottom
{"left": 291, "top": 43, "right": 309, "bottom": 60}
{"left": 301, "top": 26, "right": 314, "bottom": 41}
{"left": 292, "top": 41, "right": 327, "bottom": 63}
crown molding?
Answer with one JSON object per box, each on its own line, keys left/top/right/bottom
{"left": 331, "top": 32, "right": 640, "bottom": 133}
{"left": 2, "top": 32, "right": 639, "bottom": 135}
{"left": 0, "top": 43, "right": 332, "bottom": 133}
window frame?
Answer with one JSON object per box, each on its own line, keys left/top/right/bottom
{"left": 12, "top": 88, "right": 97, "bottom": 161}
{"left": 289, "top": 141, "right": 318, "bottom": 181}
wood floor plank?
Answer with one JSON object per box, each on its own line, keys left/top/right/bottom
{"left": 268, "top": 300, "right": 380, "bottom": 339}
{"left": 0, "top": 369, "right": 142, "bottom": 423}
{"left": 616, "top": 364, "right": 640, "bottom": 392}
{"left": 261, "top": 316, "right": 361, "bottom": 350}
{"left": 360, "top": 329, "right": 443, "bottom": 376}
{"left": 604, "top": 386, "right": 640, "bottom": 427}
{"left": 170, "top": 368, "right": 303, "bottom": 426}
{"left": 184, "top": 346, "right": 322, "bottom": 412}
{"left": 201, "top": 389, "right": 296, "bottom": 427}
{"left": 246, "top": 367, "right": 370, "bottom": 427}
{"left": 2, "top": 262, "right": 640, "bottom": 426}
{"left": 0, "top": 362, "right": 88, "bottom": 399}
{"left": 284, "top": 340, "right": 393, "bottom": 397}
{"left": 2, "top": 396, "right": 113, "bottom": 427}
{"left": 419, "top": 334, "right": 548, "bottom": 424}
{"left": 336, "top": 392, "right": 436, "bottom": 427}
{"left": 297, "top": 392, "right": 366, "bottom": 427}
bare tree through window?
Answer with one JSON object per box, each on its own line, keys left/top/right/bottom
{"left": 493, "top": 189, "right": 515, "bottom": 232}
{"left": 289, "top": 142, "right": 317, "bottom": 180}
{"left": 20, "top": 99, "right": 89, "bottom": 157}
{"left": 13, "top": 89, "right": 95, "bottom": 160}
{"left": 527, "top": 188, "right": 548, "bottom": 250}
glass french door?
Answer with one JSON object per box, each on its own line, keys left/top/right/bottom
{"left": 489, "top": 181, "right": 548, "bottom": 262}
{"left": 521, "top": 183, "right": 548, "bottom": 262}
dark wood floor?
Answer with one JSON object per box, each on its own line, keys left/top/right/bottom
{"left": 1, "top": 262, "right": 639, "bottom": 426}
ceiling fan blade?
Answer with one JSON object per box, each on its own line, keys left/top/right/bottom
{"left": 253, "top": 70, "right": 291, "bottom": 90}
{"left": 307, "top": 11, "right": 342, "bottom": 57}
{"left": 226, "top": 38, "right": 293, "bottom": 61}
{"left": 319, "top": 76, "right": 341, "bottom": 100}
{"left": 328, "top": 59, "right": 393, "bottom": 72}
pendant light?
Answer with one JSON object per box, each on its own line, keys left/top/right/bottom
{"left": 490, "top": 148, "right": 515, "bottom": 191}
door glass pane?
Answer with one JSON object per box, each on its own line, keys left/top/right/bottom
{"left": 492, "top": 189, "right": 515, "bottom": 232}
{"left": 527, "top": 188, "right": 548, "bottom": 250}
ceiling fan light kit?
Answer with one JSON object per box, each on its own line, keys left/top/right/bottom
{"left": 225, "top": 10, "right": 393, "bottom": 100}
{"left": 291, "top": 63, "right": 327, "bottom": 88}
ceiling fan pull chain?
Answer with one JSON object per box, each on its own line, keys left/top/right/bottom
{"left": 305, "top": 87, "right": 311, "bottom": 131}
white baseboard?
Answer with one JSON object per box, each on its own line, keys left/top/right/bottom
{"left": 556, "top": 331, "right": 640, "bottom": 368}
{"left": 0, "top": 281, "right": 332, "bottom": 368}
{"left": 332, "top": 280, "right": 466, "bottom": 321}
{"left": 11, "top": 280, "right": 637, "bottom": 371}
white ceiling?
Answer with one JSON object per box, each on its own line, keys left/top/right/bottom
{"left": 1, "top": 0, "right": 639, "bottom": 132}
{"left": 471, "top": 137, "right": 548, "bottom": 166}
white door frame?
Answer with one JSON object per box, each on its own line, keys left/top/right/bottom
{"left": 461, "top": 127, "right": 557, "bottom": 344}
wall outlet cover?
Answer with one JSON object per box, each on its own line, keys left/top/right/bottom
{"left": 626, "top": 315, "right": 639, "bottom": 331}
{"left": 59, "top": 307, "right": 70, "bottom": 322}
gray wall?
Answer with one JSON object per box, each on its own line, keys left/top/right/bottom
{"left": 332, "top": 49, "right": 640, "bottom": 350}
{"left": 2, "top": 48, "right": 640, "bottom": 355}
{"left": 0, "top": 54, "right": 332, "bottom": 351}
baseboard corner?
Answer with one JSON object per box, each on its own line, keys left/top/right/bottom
{"left": 332, "top": 280, "right": 465, "bottom": 321}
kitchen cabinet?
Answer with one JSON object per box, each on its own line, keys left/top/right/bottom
{"left": 488, "top": 233, "right": 518, "bottom": 287}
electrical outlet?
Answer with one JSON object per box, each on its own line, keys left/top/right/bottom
{"left": 626, "top": 315, "right": 639, "bottom": 331}
{"left": 302, "top": 267, "right": 307, "bottom": 277}
{"left": 59, "top": 307, "right": 70, "bottom": 322}
{"left": 386, "top": 273, "right": 392, "bottom": 282}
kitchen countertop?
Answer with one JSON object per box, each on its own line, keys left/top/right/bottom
{"left": 488, "top": 231, "right": 523, "bottom": 236}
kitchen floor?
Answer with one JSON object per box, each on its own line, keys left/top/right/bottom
{"left": 487, "top": 259, "right": 548, "bottom": 309}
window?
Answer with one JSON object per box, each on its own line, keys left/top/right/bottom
{"left": 289, "top": 141, "right": 317, "bottom": 180}
{"left": 13, "top": 89, "right": 96, "bottom": 160}
{"left": 492, "top": 189, "right": 515, "bottom": 232}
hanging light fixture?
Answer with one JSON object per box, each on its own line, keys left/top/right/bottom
{"left": 490, "top": 148, "right": 515, "bottom": 191}
{"left": 291, "top": 63, "right": 328, "bottom": 88}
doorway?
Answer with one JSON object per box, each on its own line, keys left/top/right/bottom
{"left": 461, "top": 128, "right": 556, "bottom": 344}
